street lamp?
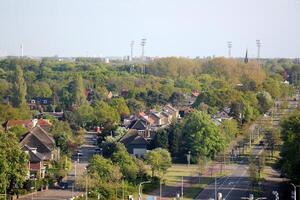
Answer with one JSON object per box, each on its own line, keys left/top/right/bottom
{"left": 138, "top": 181, "right": 151, "bottom": 200}
{"left": 290, "top": 183, "right": 300, "bottom": 200}
{"left": 187, "top": 151, "right": 191, "bottom": 167}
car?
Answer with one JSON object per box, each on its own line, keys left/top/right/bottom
{"left": 58, "top": 182, "right": 69, "bottom": 190}
{"left": 95, "top": 147, "right": 102, "bottom": 154}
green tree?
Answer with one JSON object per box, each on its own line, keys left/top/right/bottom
{"left": 12, "top": 65, "right": 27, "bottom": 107}
{"left": 151, "top": 129, "right": 169, "bottom": 149}
{"left": 168, "top": 122, "right": 182, "bottom": 156}
{"left": 87, "top": 155, "right": 122, "bottom": 183}
{"left": 145, "top": 148, "right": 172, "bottom": 177}
{"left": 94, "top": 100, "right": 120, "bottom": 130}
{"left": 50, "top": 121, "right": 74, "bottom": 155}
{"left": 75, "top": 104, "right": 95, "bottom": 127}
{"left": 110, "top": 97, "right": 130, "bottom": 118}
{"left": 181, "top": 111, "right": 226, "bottom": 160}
{"left": 0, "top": 131, "right": 29, "bottom": 194}
{"left": 111, "top": 144, "right": 141, "bottom": 182}
{"left": 266, "top": 128, "right": 281, "bottom": 158}
{"left": 280, "top": 112, "right": 300, "bottom": 183}
{"left": 73, "top": 74, "right": 87, "bottom": 106}
{"left": 30, "top": 82, "right": 53, "bottom": 98}
{"left": 257, "top": 91, "right": 274, "bottom": 113}
{"left": 222, "top": 119, "right": 239, "bottom": 140}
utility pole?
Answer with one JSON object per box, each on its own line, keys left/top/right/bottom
{"left": 20, "top": 43, "right": 24, "bottom": 58}
{"left": 215, "top": 177, "right": 217, "bottom": 200}
{"left": 227, "top": 41, "right": 232, "bottom": 58}
{"left": 181, "top": 176, "right": 184, "bottom": 199}
{"left": 160, "top": 180, "right": 162, "bottom": 200}
{"left": 130, "top": 41, "right": 134, "bottom": 61}
{"left": 256, "top": 40, "right": 261, "bottom": 64}
{"left": 141, "top": 38, "right": 146, "bottom": 60}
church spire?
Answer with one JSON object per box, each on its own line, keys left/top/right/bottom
{"left": 244, "top": 49, "right": 249, "bottom": 63}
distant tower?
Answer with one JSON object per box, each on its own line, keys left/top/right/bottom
{"left": 130, "top": 41, "right": 134, "bottom": 61}
{"left": 227, "top": 41, "right": 232, "bottom": 57}
{"left": 141, "top": 38, "right": 146, "bottom": 60}
{"left": 20, "top": 44, "right": 23, "bottom": 58}
{"left": 244, "top": 49, "right": 249, "bottom": 63}
{"left": 256, "top": 39, "right": 261, "bottom": 63}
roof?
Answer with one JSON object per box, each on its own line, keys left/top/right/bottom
{"left": 4, "top": 119, "right": 52, "bottom": 130}
{"left": 119, "top": 129, "right": 149, "bottom": 147}
{"left": 164, "top": 104, "right": 178, "bottom": 113}
{"left": 129, "top": 119, "right": 147, "bottom": 130}
{"left": 30, "top": 125, "right": 55, "bottom": 149}
{"left": 20, "top": 133, "right": 52, "bottom": 160}
{"left": 22, "top": 145, "right": 44, "bottom": 162}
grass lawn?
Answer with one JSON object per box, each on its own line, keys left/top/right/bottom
{"left": 145, "top": 164, "right": 217, "bottom": 199}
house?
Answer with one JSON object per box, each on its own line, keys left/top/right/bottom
{"left": 3, "top": 119, "right": 52, "bottom": 132}
{"left": 22, "top": 145, "right": 46, "bottom": 179}
{"left": 119, "top": 129, "right": 149, "bottom": 158}
{"left": 163, "top": 104, "right": 179, "bottom": 120}
{"left": 28, "top": 97, "right": 52, "bottom": 111}
{"left": 149, "top": 111, "right": 170, "bottom": 127}
{"left": 20, "top": 125, "right": 57, "bottom": 178}
{"left": 212, "top": 110, "right": 232, "bottom": 125}
{"left": 127, "top": 118, "right": 152, "bottom": 138}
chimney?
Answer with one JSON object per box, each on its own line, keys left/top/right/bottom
{"left": 32, "top": 119, "right": 38, "bottom": 127}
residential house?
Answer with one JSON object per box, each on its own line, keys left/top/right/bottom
{"left": 163, "top": 104, "right": 179, "bottom": 121}
{"left": 3, "top": 119, "right": 52, "bottom": 132}
{"left": 28, "top": 97, "right": 52, "bottom": 111}
{"left": 119, "top": 129, "right": 149, "bottom": 158}
{"left": 212, "top": 110, "right": 232, "bottom": 125}
{"left": 20, "top": 125, "right": 57, "bottom": 178}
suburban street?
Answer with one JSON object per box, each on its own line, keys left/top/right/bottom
{"left": 196, "top": 93, "right": 299, "bottom": 200}
{"left": 196, "top": 144, "right": 264, "bottom": 200}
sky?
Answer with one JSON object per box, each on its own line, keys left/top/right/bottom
{"left": 0, "top": 0, "right": 299, "bottom": 58}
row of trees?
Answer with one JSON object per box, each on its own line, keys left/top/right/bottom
{"left": 150, "top": 111, "right": 235, "bottom": 162}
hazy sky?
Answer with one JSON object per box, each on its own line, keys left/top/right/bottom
{"left": 0, "top": 0, "right": 299, "bottom": 58}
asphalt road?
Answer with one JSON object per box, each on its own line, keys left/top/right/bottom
{"left": 195, "top": 145, "right": 264, "bottom": 200}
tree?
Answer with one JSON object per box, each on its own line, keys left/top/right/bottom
{"left": 12, "top": 65, "right": 27, "bottom": 107}
{"left": 30, "top": 82, "right": 52, "bottom": 98}
{"left": 0, "top": 131, "right": 29, "bottom": 194}
{"left": 181, "top": 111, "right": 226, "bottom": 160}
{"left": 73, "top": 74, "right": 87, "bottom": 106}
{"left": 151, "top": 129, "right": 169, "bottom": 149}
{"left": 222, "top": 119, "right": 239, "bottom": 141}
{"left": 50, "top": 121, "right": 74, "bottom": 155}
{"left": 279, "top": 112, "right": 300, "bottom": 183}
{"left": 94, "top": 100, "right": 120, "bottom": 130}
{"left": 111, "top": 144, "right": 141, "bottom": 182}
{"left": 266, "top": 128, "right": 281, "bottom": 158}
{"left": 74, "top": 104, "right": 95, "bottom": 127}
{"left": 257, "top": 91, "right": 274, "bottom": 113}
{"left": 87, "top": 155, "right": 122, "bottom": 183}
{"left": 145, "top": 148, "right": 172, "bottom": 178}
{"left": 110, "top": 98, "right": 130, "bottom": 118}
{"left": 168, "top": 122, "right": 182, "bottom": 156}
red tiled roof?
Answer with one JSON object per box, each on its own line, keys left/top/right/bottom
{"left": 5, "top": 119, "right": 52, "bottom": 129}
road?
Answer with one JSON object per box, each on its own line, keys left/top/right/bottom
{"left": 195, "top": 145, "right": 264, "bottom": 200}
{"left": 196, "top": 93, "right": 299, "bottom": 200}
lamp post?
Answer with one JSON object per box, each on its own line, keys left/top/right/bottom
{"left": 187, "top": 151, "right": 191, "bottom": 167}
{"left": 290, "top": 183, "right": 299, "bottom": 200}
{"left": 138, "top": 181, "right": 151, "bottom": 200}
